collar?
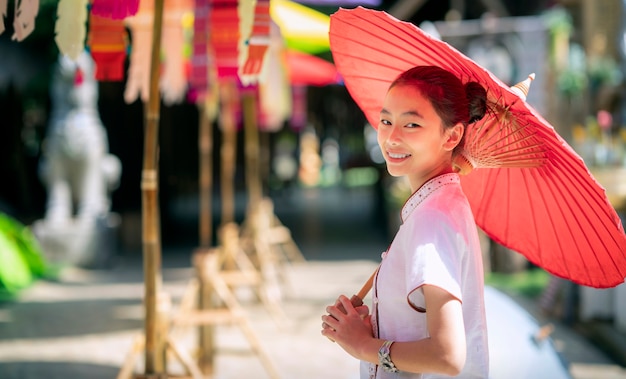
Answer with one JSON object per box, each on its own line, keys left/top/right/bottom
{"left": 400, "top": 173, "right": 460, "bottom": 223}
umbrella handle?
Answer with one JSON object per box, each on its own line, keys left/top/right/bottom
{"left": 324, "top": 266, "right": 379, "bottom": 342}
{"left": 339, "top": 266, "right": 379, "bottom": 312}
{"left": 353, "top": 266, "right": 378, "bottom": 305}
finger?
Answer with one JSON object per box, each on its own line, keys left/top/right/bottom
{"left": 321, "top": 314, "right": 339, "bottom": 329}
{"left": 355, "top": 305, "right": 370, "bottom": 318}
{"left": 326, "top": 304, "right": 345, "bottom": 319}
{"left": 338, "top": 295, "right": 357, "bottom": 315}
{"left": 321, "top": 326, "right": 336, "bottom": 342}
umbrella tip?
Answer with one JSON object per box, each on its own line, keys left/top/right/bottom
{"left": 510, "top": 73, "right": 535, "bottom": 100}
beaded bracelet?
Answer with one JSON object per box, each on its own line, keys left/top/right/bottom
{"left": 378, "top": 340, "right": 399, "bottom": 373}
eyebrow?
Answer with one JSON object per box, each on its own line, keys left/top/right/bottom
{"left": 380, "top": 108, "right": 424, "bottom": 119}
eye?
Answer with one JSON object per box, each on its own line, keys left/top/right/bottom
{"left": 379, "top": 118, "right": 391, "bottom": 127}
{"left": 405, "top": 122, "right": 421, "bottom": 128}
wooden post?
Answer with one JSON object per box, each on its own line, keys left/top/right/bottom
{"left": 243, "top": 90, "right": 262, "bottom": 211}
{"left": 197, "top": 104, "right": 216, "bottom": 376}
{"left": 220, "top": 81, "right": 238, "bottom": 226}
{"left": 141, "top": 0, "right": 165, "bottom": 375}
{"left": 199, "top": 105, "right": 214, "bottom": 247}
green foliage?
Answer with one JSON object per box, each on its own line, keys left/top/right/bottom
{"left": 0, "top": 213, "right": 48, "bottom": 300}
{"left": 485, "top": 268, "right": 550, "bottom": 298}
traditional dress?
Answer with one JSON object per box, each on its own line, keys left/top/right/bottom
{"left": 362, "top": 173, "right": 489, "bottom": 379}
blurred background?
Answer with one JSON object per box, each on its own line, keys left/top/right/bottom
{"left": 1, "top": 0, "right": 626, "bottom": 378}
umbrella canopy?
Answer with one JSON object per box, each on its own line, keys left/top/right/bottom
{"left": 285, "top": 49, "right": 341, "bottom": 86}
{"left": 329, "top": 7, "right": 626, "bottom": 288}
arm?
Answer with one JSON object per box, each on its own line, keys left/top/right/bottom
{"left": 322, "top": 284, "right": 466, "bottom": 376}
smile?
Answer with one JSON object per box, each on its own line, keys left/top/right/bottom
{"left": 387, "top": 152, "right": 411, "bottom": 159}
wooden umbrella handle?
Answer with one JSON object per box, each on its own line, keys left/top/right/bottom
{"left": 344, "top": 266, "right": 379, "bottom": 310}
{"left": 324, "top": 266, "right": 379, "bottom": 341}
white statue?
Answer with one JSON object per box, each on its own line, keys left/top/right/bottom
{"left": 34, "top": 51, "right": 121, "bottom": 267}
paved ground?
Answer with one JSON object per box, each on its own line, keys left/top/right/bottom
{"left": 0, "top": 185, "right": 625, "bottom": 379}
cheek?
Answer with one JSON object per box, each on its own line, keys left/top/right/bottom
{"left": 376, "top": 132, "right": 386, "bottom": 149}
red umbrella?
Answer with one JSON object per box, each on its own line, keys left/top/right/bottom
{"left": 285, "top": 49, "right": 341, "bottom": 86}
{"left": 329, "top": 7, "right": 626, "bottom": 288}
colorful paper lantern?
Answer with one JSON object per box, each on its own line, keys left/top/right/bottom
{"left": 238, "top": 0, "right": 270, "bottom": 84}
{"left": 88, "top": 13, "right": 128, "bottom": 81}
{"left": 55, "top": 0, "right": 89, "bottom": 59}
{"left": 209, "top": 0, "right": 240, "bottom": 79}
{"left": 160, "top": 0, "right": 194, "bottom": 105}
{"left": 124, "top": 0, "right": 154, "bottom": 103}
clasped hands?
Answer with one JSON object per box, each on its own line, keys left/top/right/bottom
{"left": 321, "top": 294, "right": 372, "bottom": 346}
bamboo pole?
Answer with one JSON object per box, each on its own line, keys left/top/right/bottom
{"left": 197, "top": 105, "right": 216, "bottom": 375}
{"left": 220, "top": 81, "right": 237, "bottom": 226}
{"left": 141, "top": 0, "right": 165, "bottom": 375}
{"left": 199, "top": 105, "right": 214, "bottom": 247}
{"left": 243, "top": 90, "right": 262, "bottom": 210}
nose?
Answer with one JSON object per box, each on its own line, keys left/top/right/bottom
{"left": 386, "top": 124, "right": 402, "bottom": 145}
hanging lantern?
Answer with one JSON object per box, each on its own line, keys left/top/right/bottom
{"left": 189, "top": 0, "right": 219, "bottom": 120}
{"left": 160, "top": 0, "right": 194, "bottom": 105}
{"left": 124, "top": 0, "right": 154, "bottom": 103}
{"left": 258, "top": 21, "right": 291, "bottom": 131}
{"left": 88, "top": 13, "right": 128, "bottom": 81}
{"left": 209, "top": 0, "right": 240, "bottom": 79}
{"left": 91, "top": 0, "right": 140, "bottom": 20}
{"left": 238, "top": 0, "right": 270, "bottom": 84}
{"left": 189, "top": 0, "right": 211, "bottom": 100}
{"left": 55, "top": 0, "right": 89, "bottom": 59}
{"left": 13, "top": 0, "right": 39, "bottom": 42}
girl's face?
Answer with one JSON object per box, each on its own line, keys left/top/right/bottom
{"left": 377, "top": 84, "right": 463, "bottom": 191}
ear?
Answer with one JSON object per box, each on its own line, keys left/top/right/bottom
{"left": 443, "top": 123, "right": 464, "bottom": 151}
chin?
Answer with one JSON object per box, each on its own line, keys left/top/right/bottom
{"left": 385, "top": 167, "right": 405, "bottom": 178}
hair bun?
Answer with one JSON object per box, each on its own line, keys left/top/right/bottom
{"left": 465, "top": 82, "right": 487, "bottom": 123}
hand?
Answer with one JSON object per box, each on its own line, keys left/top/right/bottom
{"left": 322, "top": 295, "right": 368, "bottom": 332}
{"left": 321, "top": 295, "right": 373, "bottom": 359}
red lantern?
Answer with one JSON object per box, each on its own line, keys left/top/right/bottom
{"left": 88, "top": 13, "right": 128, "bottom": 81}
{"left": 209, "top": 0, "right": 239, "bottom": 79}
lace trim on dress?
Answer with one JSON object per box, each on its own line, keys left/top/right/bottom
{"left": 400, "top": 173, "right": 460, "bottom": 223}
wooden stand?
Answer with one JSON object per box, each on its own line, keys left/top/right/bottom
{"left": 238, "top": 198, "right": 305, "bottom": 302}
{"left": 173, "top": 248, "right": 281, "bottom": 379}
{"left": 214, "top": 222, "right": 289, "bottom": 326}
{"left": 117, "top": 245, "right": 282, "bottom": 379}
{"left": 116, "top": 292, "right": 205, "bottom": 379}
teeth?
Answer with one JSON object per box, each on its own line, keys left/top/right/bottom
{"left": 388, "top": 152, "right": 410, "bottom": 159}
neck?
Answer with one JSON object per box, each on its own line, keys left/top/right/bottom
{"left": 409, "top": 166, "right": 455, "bottom": 193}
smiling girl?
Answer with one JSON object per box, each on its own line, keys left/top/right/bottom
{"left": 322, "top": 65, "right": 490, "bottom": 379}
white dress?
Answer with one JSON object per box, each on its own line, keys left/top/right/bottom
{"left": 361, "top": 173, "right": 489, "bottom": 379}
